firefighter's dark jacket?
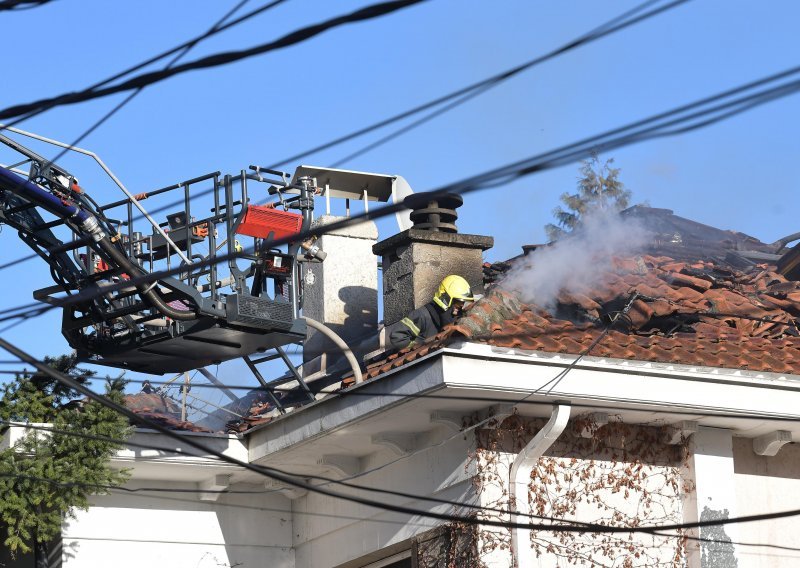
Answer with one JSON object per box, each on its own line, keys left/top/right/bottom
{"left": 388, "top": 302, "right": 454, "bottom": 351}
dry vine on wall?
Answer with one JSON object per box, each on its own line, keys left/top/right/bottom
{"left": 470, "top": 416, "right": 693, "bottom": 567}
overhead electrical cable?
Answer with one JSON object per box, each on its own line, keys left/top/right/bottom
{"left": 2, "top": 62, "right": 799, "bottom": 328}
{"left": 272, "top": 0, "right": 691, "bottom": 168}
{"left": 0, "top": 420, "right": 615, "bottom": 527}
{"left": 3, "top": 471, "right": 800, "bottom": 555}
{"left": 0, "top": 474, "right": 440, "bottom": 530}
{"left": 0, "top": 1, "right": 263, "bottom": 282}
{"left": 0, "top": 0, "right": 429, "bottom": 121}
{"left": 327, "top": 0, "right": 690, "bottom": 167}
{"left": 1, "top": 0, "right": 288, "bottom": 131}
{"left": 0, "top": 0, "right": 288, "bottom": 270}
{"left": 81, "top": 0, "right": 692, "bottom": 224}
{"left": 0, "top": 0, "right": 55, "bottom": 10}
{"left": 6, "top": 336, "right": 800, "bottom": 537}
{"left": 0, "top": 300, "right": 776, "bottom": 540}
{"left": 0, "top": 335, "right": 638, "bottom": 535}
{"left": 65, "top": 376, "right": 800, "bottom": 421}
{"left": 45, "top": 0, "right": 259, "bottom": 156}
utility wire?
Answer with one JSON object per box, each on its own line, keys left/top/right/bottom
{"left": 0, "top": 0, "right": 429, "bottom": 121}
{"left": 0, "top": 336, "right": 653, "bottom": 536}
{"left": 2, "top": 62, "right": 799, "bottom": 328}
{"left": 302, "top": 300, "right": 637, "bottom": 515}
{"left": 7, "top": 365, "right": 800, "bottom": 426}
{"left": 3, "top": 471, "right": 800, "bottom": 555}
{"left": 1, "top": 0, "right": 288, "bottom": 131}
{"left": 81, "top": 0, "right": 691, "bottom": 224}
{"left": 105, "top": 380, "right": 800, "bottom": 422}
{"left": 4, "top": 343, "right": 800, "bottom": 538}
{"left": 0, "top": 0, "right": 287, "bottom": 270}
{"left": 0, "top": 420, "right": 610, "bottom": 527}
{"left": 272, "top": 0, "right": 690, "bottom": 169}
{"left": 49, "top": 0, "right": 258, "bottom": 157}
{"left": 0, "top": 0, "right": 262, "bottom": 262}
{"left": 0, "top": 301, "right": 776, "bottom": 534}
{"left": 0, "top": 474, "right": 444, "bottom": 530}
{"left": 0, "top": 0, "right": 418, "bottom": 276}
{"left": 0, "top": 0, "right": 54, "bottom": 10}
{"left": 327, "top": 0, "right": 689, "bottom": 168}
{"left": 0, "top": 0, "right": 688, "bottom": 261}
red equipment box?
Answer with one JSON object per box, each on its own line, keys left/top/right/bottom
{"left": 236, "top": 205, "right": 303, "bottom": 241}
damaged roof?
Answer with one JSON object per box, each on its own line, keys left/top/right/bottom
{"left": 358, "top": 207, "right": 800, "bottom": 381}
{"left": 124, "top": 392, "right": 212, "bottom": 433}
{"left": 132, "top": 207, "right": 800, "bottom": 433}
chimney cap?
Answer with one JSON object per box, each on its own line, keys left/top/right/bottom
{"left": 404, "top": 191, "right": 463, "bottom": 233}
{"left": 290, "top": 165, "right": 397, "bottom": 202}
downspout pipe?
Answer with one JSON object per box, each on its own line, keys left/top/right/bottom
{"left": 510, "top": 403, "right": 571, "bottom": 568}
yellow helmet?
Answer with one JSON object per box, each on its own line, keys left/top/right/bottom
{"left": 433, "top": 275, "right": 475, "bottom": 310}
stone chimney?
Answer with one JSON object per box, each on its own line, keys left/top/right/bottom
{"left": 373, "top": 192, "right": 493, "bottom": 326}
{"left": 302, "top": 215, "right": 378, "bottom": 376}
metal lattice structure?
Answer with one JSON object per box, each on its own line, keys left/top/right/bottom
{"left": 0, "top": 127, "right": 413, "bottom": 416}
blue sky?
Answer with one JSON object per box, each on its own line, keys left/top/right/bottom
{"left": 0, "top": 0, "right": 798, "bottom": 397}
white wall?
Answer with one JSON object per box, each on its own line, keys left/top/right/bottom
{"left": 62, "top": 480, "right": 294, "bottom": 568}
{"left": 733, "top": 438, "right": 800, "bottom": 567}
{"left": 292, "top": 430, "right": 476, "bottom": 568}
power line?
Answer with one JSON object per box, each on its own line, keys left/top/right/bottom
{"left": 6, "top": 350, "right": 800, "bottom": 550}
{"left": 50, "top": 0, "right": 259, "bottom": 157}
{"left": 0, "top": 473, "right": 441, "bottom": 530}
{"left": 0, "top": 420, "right": 598, "bottom": 527}
{"left": 328, "top": 0, "right": 690, "bottom": 168}
{"left": 2, "top": 62, "right": 799, "bottom": 330}
{"left": 0, "top": 51, "right": 797, "bottom": 558}
{"left": 97, "top": 0, "right": 691, "bottom": 221}
{"left": 8, "top": 361, "right": 800, "bottom": 426}
{"left": 272, "top": 0, "right": 691, "bottom": 169}
{"left": 4, "top": 417, "right": 800, "bottom": 553}
{"left": 111, "top": 379, "right": 800, "bottom": 421}
{"left": 0, "top": 0, "right": 429, "bottom": 121}
{"left": 1, "top": 0, "right": 288, "bottom": 130}
{"left": 0, "top": 302, "right": 752, "bottom": 532}
{"left": 2, "top": 334, "right": 602, "bottom": 535}
{"left": 0, "top": 252, "right": 37, "bottom": 272}
{"left": 4, "top": 472, "right": 800, "bottom": 555}
{"left": 0, "top": 0, "right": 55, "bottom": 10}
{"left": 7, "top": 288, "right": 797, "bottom": 534}
{"left": 0, "top": 0, "right": 286, "bottom": 132}
{"left": 0, "top": 1, "right": 288, "bottom": 271}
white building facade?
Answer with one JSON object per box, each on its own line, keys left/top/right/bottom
{"left": 23, "top": 341, "right": 800, "bottom": 568}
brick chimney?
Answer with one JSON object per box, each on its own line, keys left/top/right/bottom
{"left": 373, "top": 192, "right": 493, "bottom": 326}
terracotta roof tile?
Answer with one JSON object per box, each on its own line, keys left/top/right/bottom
{"left": 345, "top": 246, "right": 800, "bottom": 389}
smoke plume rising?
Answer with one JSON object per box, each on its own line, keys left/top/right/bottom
{"left": 500, "top": 211, "right": 650, "bottom": 311}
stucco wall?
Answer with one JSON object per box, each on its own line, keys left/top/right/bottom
{"left": 733, "top": 437, "right": 800, "bottom": 567}
{"left": 61, "top": 480, "right": 294, "bottom": 568}
{"left": 292, "top": 432, "right": 477, "bottom": 568}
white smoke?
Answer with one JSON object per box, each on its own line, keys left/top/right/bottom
{"left": 501, "top": 211, "right": 650, "bottom": 310}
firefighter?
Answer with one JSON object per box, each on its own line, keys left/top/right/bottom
{"left": 388, "top": 274, "right": 475, "bottom": 351}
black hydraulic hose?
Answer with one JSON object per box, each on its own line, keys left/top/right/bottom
{"left": 96, "top": 237, "right": 197, "bottom": 321}
{"left": 0, "top": 164, "right": 196, "bottom": 321}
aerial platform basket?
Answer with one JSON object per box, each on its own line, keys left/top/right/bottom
{"left": 236, "top": 206, "right": 303, "bottom": 241}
